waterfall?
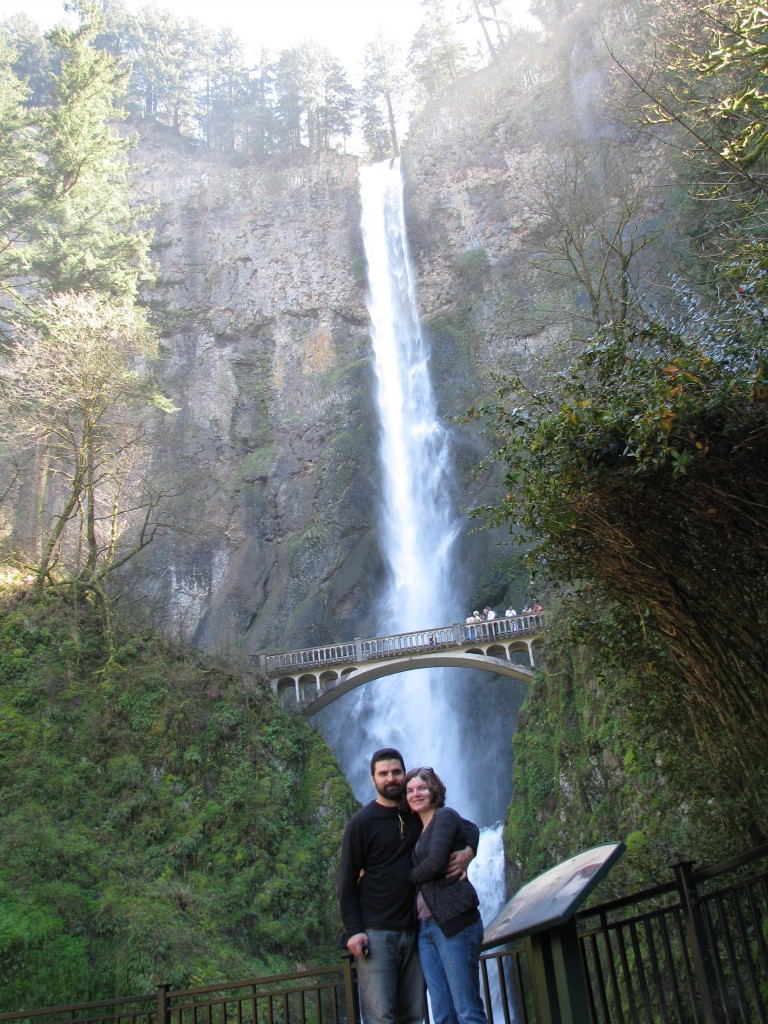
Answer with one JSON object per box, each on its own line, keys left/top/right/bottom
{"left": 325, "top": 158, "right": 473, "bottom": 813}
{"left": 359, "top": 159, "right": 460, "bottom": 636}
{"left": 468, "top": 821, "right": 507, "bottom": 922}
{"left": 315, "top": 158, "right": 514, "bottom": 928}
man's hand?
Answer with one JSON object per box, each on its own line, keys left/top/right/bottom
{"left": 347, "top": 932, "right": 370, "bottom": 958}
{"left": 445, "top": 844, "right": 475, "bottom": 881}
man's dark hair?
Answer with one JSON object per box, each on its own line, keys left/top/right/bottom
{"left": 370, "top": 747, "right": 405, "bottom": 774}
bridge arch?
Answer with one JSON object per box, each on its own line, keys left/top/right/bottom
{"left": 299, "top": 652, "right": 535, "bottom": 716}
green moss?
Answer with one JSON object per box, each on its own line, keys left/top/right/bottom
{"left": 504, "top": 609, "right": 761, "bottom": 901}
{"left": 349, "top": 255, "right": 367, "bottom": 284}
{"left": 239, "top": 444, "right": 276, "bottom": 481}
{"left": 0, "top": 580, "right": 356, "bottom": 1010}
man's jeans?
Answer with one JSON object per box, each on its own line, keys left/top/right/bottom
{"left": 417, "top": 917, "right": 487, "bottom": 1024}
{"left": 356, "top": 928, "right": 424, "bottom": 1024}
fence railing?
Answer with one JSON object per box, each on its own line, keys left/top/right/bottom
{"left": 0, "top": 964, "right": 358, "bottom": 1024}
{"left": 478, "top": 842, "right": 768, "bottom": 1024}
{"left": 2, "top": 844, "right": 765, "bottom": 1024}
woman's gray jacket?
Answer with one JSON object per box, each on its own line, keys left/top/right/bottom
{"left": 409, "top": 806, "right": 481, "bottom": 937}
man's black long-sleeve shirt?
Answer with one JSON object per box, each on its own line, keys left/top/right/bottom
{"left": 339, "top": 801, "right": 480, "bottom": 937}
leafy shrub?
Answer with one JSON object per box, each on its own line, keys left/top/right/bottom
{"left": 455, "top": 246, "right": 490, "bottom": 286}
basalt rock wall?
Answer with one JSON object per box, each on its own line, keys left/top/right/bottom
{"left": 131, "top": 140, "right": 382, "bottom": 653}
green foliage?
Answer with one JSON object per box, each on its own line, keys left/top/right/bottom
{"left": 361, "top": 31, "right": 407, "bottom": 160}
{"left": 477, "top": 302, "right": 768, "bottom": 843}
{"left": 272, "top": 43, "right": 357, "bottom": 154}
{"left": 25, "top": 13, "right": 152, "bottom": 302}
{"left": 408, "top": 1, "right": 470, "bottom": 105}
{"left": 504, "top": 610, "right": 760, "bottom": 900}
{"left": 0, "top": 577, "right": 357, "bottom": 1011}
{"left": 349, "top": 255, "right": 367, "bottom": 284}
{"left": 640, "top": 2, "right": 768, "bottom": 198}
{"left": 0, "top": 35, "right": 36, "bottom": 311}
{"left": 455, "top": 246, "right": 490, "bottom": 288}
{"left": 485, "top": 1, "right": 768, "bottom": 879}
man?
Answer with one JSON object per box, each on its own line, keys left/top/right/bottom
{"left": 339, "top": 748, "right": 479, "bottom": 1024}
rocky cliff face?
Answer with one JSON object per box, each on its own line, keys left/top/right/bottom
{"left": 128, "top": 2, "right": 646, "bottom": 659}
{"left": 129, "top": 140, "right": 380, "bottom": 652}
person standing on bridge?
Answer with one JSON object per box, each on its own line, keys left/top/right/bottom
{"left": 339, "top": 748, "right": 479, "bottom": 1024}
{"left": 405, "top": 767, "right": 488, "bottom": 1024}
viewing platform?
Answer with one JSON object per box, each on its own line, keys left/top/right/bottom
{"left": 258, "top": 613, "right": 545, "bottom": 714}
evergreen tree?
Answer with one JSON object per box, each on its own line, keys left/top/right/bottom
{"left": 409, "top": 0, "right": 470, "bottom": 103}
{"left": 23, "top": 11, "right": 152, "bottom": 301}
{"left": 361, "top": 30, "right": 407, "bottom": 159}
{"left": 274, "top": 45, "right": 306, "bottom": 151}
{"left": 528, "top": 0, "right": 581, "bottom": 26}
{"left": 245, "top": 53, "right": 279, "bottom": 159}
{"left": 0, "top": 6, "right": 165, "bottom": 601}
{"left": 316, "top": 54, "right": 357, "bottom": 151}
{"left": 0, "top": 36, "right": 37, "bottom": 322}
{"left": 197, "top": 27, "right": 251, "bottom": 152}
{"left": 0, "top": 14, "right": 51, "bottom": 105}
{"left": 274, "top": 43, "right": 355, "bottom": 153}
{"left": 459, "top": 0, "right": 508, "bottom": 61}
{"left": 123, "top": 6, "right": 200, "bottom": 131}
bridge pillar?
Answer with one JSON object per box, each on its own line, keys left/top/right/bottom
{"left": 354, "top": 638, "right": 363, "bottom": 661}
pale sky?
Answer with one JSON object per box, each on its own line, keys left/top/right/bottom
{"left": 0, "top": 0, "right": 539, "bottom": 71}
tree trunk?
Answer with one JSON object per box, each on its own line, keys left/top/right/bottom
{"left": 385, "top": 91, "right": 399, "bottom": 157}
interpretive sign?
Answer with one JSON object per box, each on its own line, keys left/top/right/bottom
{"left": 482, "top": 842, "right": 625, "bottom": 1024}
{"left": 483, "top": 841, "right": 625, "bottom": 947}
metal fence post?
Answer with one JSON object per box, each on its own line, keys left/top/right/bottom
{"left": 672, "top": 860, "right": 718, "bottom": 1024}
{"left": 156, "top": 984, "right": 170, "bottom": 1024}
{"left": 340, "top": 954, "right": 360, "bottom": 1024}
{"left": 524, "top": 919, "right": 591, "bottom": 1024}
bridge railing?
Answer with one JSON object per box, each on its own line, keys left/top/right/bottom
{"left": 460, "top": 614, "right": 542, "bottom": 644}
{"left": 261, "top": 642, "right": 358, "bottom": 676}
{"left": 259, "top": 614, "right": 545, "bottom": 677}
{"left": 360, "top": 626, "right": 455, "bottom": 658}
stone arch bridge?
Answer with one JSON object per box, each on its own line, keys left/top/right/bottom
{"left": 258, "top": 614, "right": 545, "bottom": 716}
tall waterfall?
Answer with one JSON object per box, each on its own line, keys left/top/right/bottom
{"left": 360, "top": 159, "right": 460, "bottom": 638}
{"left": 321, "top": 159, "right": 472, "bottom": 813}
{"left": 316, "top": 158, "right": 509, "bottom": 927}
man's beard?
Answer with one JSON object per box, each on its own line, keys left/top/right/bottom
{"left": 376, "top": 781, "right": 403, "bottom": 801}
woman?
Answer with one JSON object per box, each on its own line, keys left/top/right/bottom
{"left": 404, "top": 767, "right": 489, "bottom": 1024}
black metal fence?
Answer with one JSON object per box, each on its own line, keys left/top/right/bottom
{"left": 0, "top": 964, "right": 358, "bottom": 1024}
{"left": 479, "top": 842, "right": 768, "bottom": 1024}
{"left": 2, "top": 844, "right": 766, "bottom": 1024}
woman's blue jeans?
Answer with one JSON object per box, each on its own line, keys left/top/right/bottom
{"left": 418, "top": 917, "right": 487, "bottom": 1024}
